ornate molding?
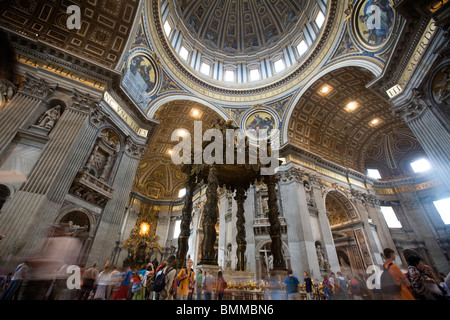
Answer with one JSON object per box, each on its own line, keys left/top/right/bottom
{"left": 392, "top": 88, "right": 429, "bottom": 122}
{"left": 71, "top": 89, "right": 100, "bottom": 114}
{"left": 21, "top": 73, "right": 57, "bottom": 100}
{"left": 125, "top": 136, "right": 145, "bottom": 159}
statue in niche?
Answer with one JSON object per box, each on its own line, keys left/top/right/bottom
{"left": 316, "top": 243, "right": 330, "bottom": 271}
{"left": 303, "top": 178, "right": 316, "bottom": 207}
{"left": 37, "top": 105, "right": 61, "bottom": 130}
{"left": 268, "top": 254, "right": 273, "bottom": 270}
{"left": 225, "top": 243, "right": 232, "bottom": 270}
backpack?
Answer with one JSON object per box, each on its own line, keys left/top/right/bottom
{"left": 152, "top": 268, "right": 173, "bottom": 293}
{"left": 380, "top": 263, "right": 401, "bottom": 295}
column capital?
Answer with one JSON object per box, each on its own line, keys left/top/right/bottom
{"left": 21, "top": 73, "right": 57, "bottom": 100}
{"left": 124, "top": 136, "right": 145, "bottom": 159}
{"left": 278, "top": 166, "right": 304, "bottom": 184}
{"left": 71, "top": 89, "right": 101, "bottom": 113}
{"left": 391, "top": 88, "right": 429, "bottom": 123}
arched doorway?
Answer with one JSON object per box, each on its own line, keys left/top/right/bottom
{"left": 56, "top": 210, "right": 92, "bottom": 266}
{"left": 325, "top": 190, "right": 368, "bottom": 276}
{"left": 0, "top": 184, "right": 11, "bottom": 210}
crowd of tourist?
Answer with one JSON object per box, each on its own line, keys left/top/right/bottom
{"left": 1, "top": 248, "right": 449, "bottom": 301}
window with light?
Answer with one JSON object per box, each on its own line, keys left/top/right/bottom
{"left": 433, "top": 198, "right": 450, "bottom": 224}
{"left": 380, "top": 206, "right": 402, "bottom": 228}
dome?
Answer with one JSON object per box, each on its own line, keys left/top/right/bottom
{"left": 175, "top": 0, "right": 312, "bottom": 56}
{"left": 158, "top": 0, "right": 332, "bottom": 92}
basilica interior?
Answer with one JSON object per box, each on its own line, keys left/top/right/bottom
{"left": 0, "top": 0, "right": 449, "bottom": 290}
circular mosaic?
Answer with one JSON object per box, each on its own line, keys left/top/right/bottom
{"left": 353, "top": 0, "right": 395, "bottom": 50}
{"left": 243, "top": 110, "right": 279, "bottom": 142}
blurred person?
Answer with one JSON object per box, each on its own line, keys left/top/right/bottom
{"left": 216, "top": 270, "right": 227, "bottom": 300}
{"left": 382, "top": 248, "right": 414, "bottom": 300}
{"left": 112, "top": 266, "right": 133, "bottom": 300}
{"left": 144, "top": 263, "right": 155, "bottom": 300}
{"left": 176, "top": 259, "right": 195, "bottom": 300}
{"left": 196, "top": 269, "right": 203, "bottom": 300}
{"left": 165, "top": 257, "right": 177, "bottom": 300}
{"left": 131, "top": 272, "right": 144, "bottom": 300}
{"left": 93, "top": 266, "right": 112, "bottom": 300}
{"left": 408, "top": 255, "right": 444, "bottom": 300}
{"left": 348, "top": 273, "right": 362, "bottom": 300}
{"left": 108, "top": 266, "right": 122, "bottom": 300}
{"left": 336, "top": 271, "right": 349, "bottom": 300}
{"left": 0, "top": 272, "right": 13, "bottom": 294}
{"left": 0, "top": 262, "right": 28, "bottom": 300}
{"left": 133, "top": 264, "right": 150, "bottom": 300}
{"left": 284, "top": 269, "right": 301, "bottom": 300}
{"left": 303, "top": 271, "right": 313, "bottom": 300}
{"left": 22, "top": 224, "right": 81, "bottom": 300}
{"left": 78, "top": 262, "right": 99, "bottom": 300}
{"left": 322, "top": 274, "right": 334, "bottom": 300}
{"left": 202, "top": 269, "right": 215, "bottom": 300}
{"left": 153, "top": 261, "right": 168, "bottom": 300}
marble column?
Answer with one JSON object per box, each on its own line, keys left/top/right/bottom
{"left": 234, "top": 185, "right": 247, "bottom": 271}
{"left": 265, "top": 174, "right": 286, "bottom": 271}
{"left": 392, "top": 89, "right": 450, "bottom": 190}
{"left": 397, "top": 193, "right": 449, "bottom": 273}
{"left": 0, "top": 89, "right": 101, "bottom": 268}
{"left": 176, "top": 175, "right": 196, "bottom": 266}
{"left": 278, "top": 166, "right": 319, "bottom": 279}
{"left": 309, "top": 176, "right": 340, "bottom": 274}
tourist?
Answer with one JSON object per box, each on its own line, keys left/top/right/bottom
{"left": 0, "top": 262, "right": 27, "bottom": 300}
{"left": 176, "top": 259, "right": 195, "bottom": 300}
{"left": 336, "top": 271, "right": 349, "bottom": 300}
{"left": 303, "top": 271, "right": 313, "bottom": 300}
{"left": 202, "top": 269, "right": 215, "bottom": 300}
{"left": 284, "top": 269, "right": 301, "bottom": 300}
{"left": 407, "top": 255, "right": 444, "bottom": 300}
{"left": 348, "top": 273, "right": 362, "bottom": 300}
{"left": 78, "top": 262, "right": 99, "bottom": 300}
{"left": 217, "top": 270, "right": 227, "bottom": 300}
{"left": 93, "top": 266, "right": 112, "bottom": 300}
{"left": 382, "top": 248, "right": 414, "bottom": 300}
{"left": 112, "top": 266, "right": 132, "bottom": 300}
{"left": 322, "top": 274, "right": 334, "bottom": 300}
{"left": 144, "top": 263, "right": 155, "bottom": 300}
{"left": 196, "top": 269, "right": 203, "bottom": 300}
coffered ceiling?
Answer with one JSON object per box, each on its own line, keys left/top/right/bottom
{"left": 287, "top": 66, "right": 425, "bottom": 177}
{"left": 134, "top": 100, "right": 224, "bottom": 200}
{"left": 0, "top": 0, "right": 139, "bottom": 69}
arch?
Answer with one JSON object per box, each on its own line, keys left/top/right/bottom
{"left": 324, "top": 189, "right": 360, "bottom": 226}
{"left": 55, "top": 206, "right": 96, "bottom": 238}
{"left": 146, "top": 94, "right": 230, "bottom": 121}
{"left": 0, "top": 184, "right": 12, "bottom": 211}
{"left": 282, "top": 60, "right": 383, "bottom": 145}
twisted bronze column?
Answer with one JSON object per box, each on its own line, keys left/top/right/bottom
{"left": 176, "top": 174, "right": 196, "bottom": 267}
{"left": 266, "top": 175, "right": 286, "bottom": 270}
{"left": 199, "top": 166, "right": 219, "bottom": 265}
{"left": 234, "top": 185, "right": 247, "bottom": 271}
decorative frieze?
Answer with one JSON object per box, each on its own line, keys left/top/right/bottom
{"left": 21, "top": 73, "right": 57, "bottom": 100}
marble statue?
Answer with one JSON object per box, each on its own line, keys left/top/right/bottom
{"left": 37, "top": 105, "right": 61, "bottom": 130}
